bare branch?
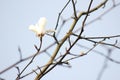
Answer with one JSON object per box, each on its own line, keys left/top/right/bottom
{"left": 16, "top": 38, "right": 43, "bottom": 79}
{"left": 18, "top": 46, "right": 22, "bottom": 61}
{"left": 55, "top": 0, "right": 71, "bottom": 30}
{"left": 71, "top": 0, "right": 78, "bottom": 20}
{"left": 97, "top": 47, "right": 112, "bottom": 80}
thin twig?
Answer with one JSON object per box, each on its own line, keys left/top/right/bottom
{"left": 84, "top": 38, "right": 120, "bottom": 49}
{"left": 72, "top": 34, "right": 120, "bottom": 39}
{"left": 71, "top": 0, "right": 78, "bottom": 19}
{"left": 56, "top": 17, "right": 71, "bottom": 37}
{"left": 55, "top": 0, "right": 71, "bottom": 30}
{"left": 18, "top": 46, "right": 22, "bottom": 61}
{"left": 53, "top": 0, "right": 71, "bottom": 45}
{"left": 97, "top": 48, "right": 112, "bottom": 80}
{"left": 74, "top": 1, "right": 120, "bottom": 33}
{"left": 0, "top": 41, "right": 56, "bottom": 75}
{"left": 75, "top": 42, "right": 120, "bottom": 64}
{"left": 79, "top": 0, "right": 93, "bottom": 36}
{"left": 16, "top": 38, "right": 43, "bottom": 79}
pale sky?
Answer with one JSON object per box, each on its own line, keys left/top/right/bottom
{"left": 0, "top": 0, "right": 120, "bottom": 80}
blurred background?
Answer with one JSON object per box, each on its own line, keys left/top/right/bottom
{"left": 0, "top": 0, "right": 120, "bottom": 80}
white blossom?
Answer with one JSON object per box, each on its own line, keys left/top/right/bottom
{"left": 29, "top": 17, "right": 49, "bottom": 37}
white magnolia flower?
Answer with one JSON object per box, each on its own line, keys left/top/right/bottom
{"left": 29, "top": 17, "right": 55, "bottom": 37}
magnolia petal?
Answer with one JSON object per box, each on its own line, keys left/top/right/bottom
{"left": 29, "top": 25, "right": 39, "bottom": 33}
{"left": 29, "top": 17, "right": 47, "bottom": 37}
{"left": 38, "top": 17, "right": 47, "bottom": 29}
